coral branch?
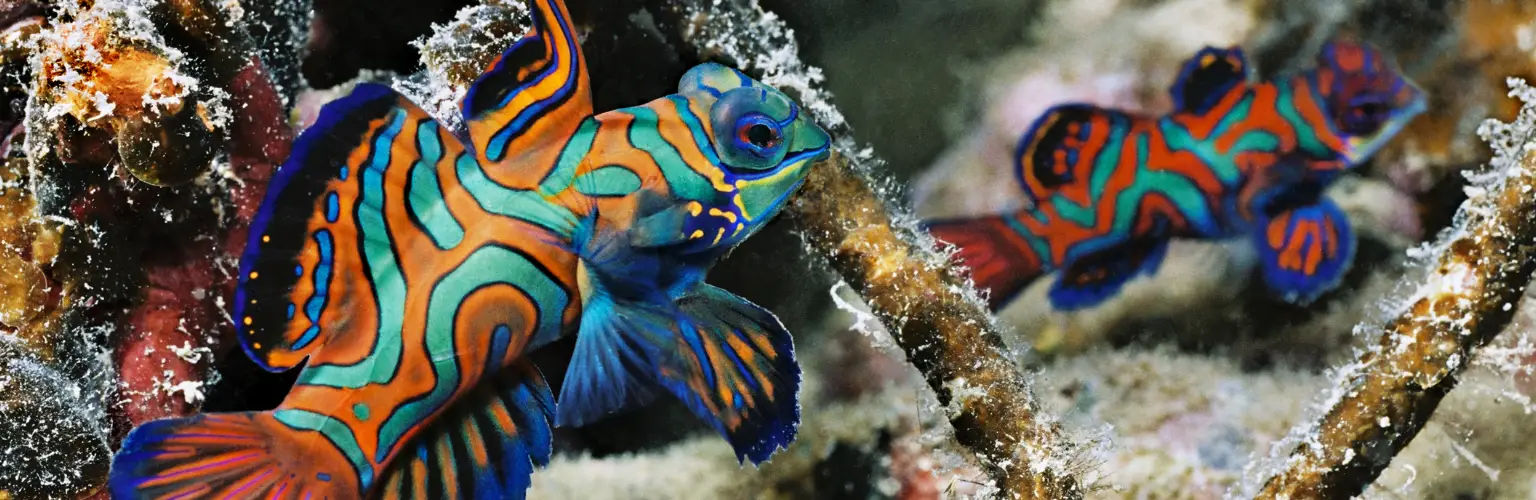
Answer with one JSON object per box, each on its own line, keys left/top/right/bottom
{"left": 790, "top": 151, "right": 1084, "bottom": 498}
{"left": 643, "top": 1, "right": 1086, "bottom": 497}
{"left": 1255, "top": 81, "right": 1536, "bottom": 498}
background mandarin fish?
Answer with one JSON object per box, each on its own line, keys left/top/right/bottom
{"left": 925, "top": 37, "right": 1426, "bottom": 312}
{"left": 107, "top": 0, "right": 830, "bottom": 498}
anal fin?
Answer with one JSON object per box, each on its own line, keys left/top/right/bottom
{"left": 377, "top": 360, "right": 556, "bottom": 500}
{"left": 1253, "top": 196, "right": 1356, "bottom": 304}
{"left": 1049, "top": 237, "right": 1170, "bottom": 311}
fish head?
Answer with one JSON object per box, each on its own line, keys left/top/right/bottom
{"left": 1311, "top": 37, "right": 1427, "bottom": 164}
{"left": 675, "top": 63, "right": 832, "bottom": 243}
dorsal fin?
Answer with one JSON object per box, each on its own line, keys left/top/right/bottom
{"left": 462, "top": 0, "right": 594, "bottom": 182}
{"left": 1168, "top": 46, "right": 1251, "bottom": 115}
{"left": 234, "top": 81, "right": 580, "bottom": 372}
{"left": 235, "top": 83, "right": 471, "bottom": 372}
{"left": 1013, "top": 104, "right": 1132, "bottom": 205}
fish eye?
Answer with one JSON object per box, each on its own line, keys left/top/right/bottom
{"left": 1339, "top": 96, "right": 1388, "bottom": 136}
{"left": 710, "top": 87, "right": 793, "bottom": 171}
{"left": 736, "top": 115, "right": 782, "bottom": 156}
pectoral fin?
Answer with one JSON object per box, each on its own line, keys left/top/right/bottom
{"left": 1252, "top": 197, "right": 1356, "bottom": 304}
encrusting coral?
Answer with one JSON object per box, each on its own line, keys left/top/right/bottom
{"left": 0, "top": 1, "right": 297, "bottom": 495}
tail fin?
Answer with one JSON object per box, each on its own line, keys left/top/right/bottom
{"left": 109, "top": 412, "right": 357, "bottom": 499}
{"left": 924, "top": 215, "right": 1047, "bottom": 311}
{"left": 111, "top": 361, "right": 558, "bottom": 500}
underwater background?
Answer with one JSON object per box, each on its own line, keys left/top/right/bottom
{"left": 2, "top": 0, "right": 1536, "bottom": 498}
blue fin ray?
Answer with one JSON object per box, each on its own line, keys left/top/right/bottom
{"left": 554, "top": 214, "right": 672, "bottom": 427}
{"left": 555, "top": 216, "right": 801, "bottom": 464}
{"left": 663, "top": 284, "right": 802, "bottom": 465}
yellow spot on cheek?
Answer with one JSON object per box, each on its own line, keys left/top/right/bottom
{"left": 707, "top": 208, "right": 737, "bottom": 223}
{"left": 687, "top": 201, "right": 703, "bottom": 216}
{"left": 712, "top": 228, "right": 725, "bottom": 245}
{"left": 733, "top": 223, "right": 744, "bottom": 237}
{"left": 690, "top": 230, "right": 705, "bottom": 240}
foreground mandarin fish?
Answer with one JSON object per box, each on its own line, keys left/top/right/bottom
{"left": 925, "top": 37, "right": 1426, "bottom": 312}
{"left": 107, "top": 0, "right": 830, "bottom": 497}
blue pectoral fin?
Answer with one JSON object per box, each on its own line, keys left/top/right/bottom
{"left": 555, "top": 214, "right": 674, "bottom": 427}
{"left": 1048, "top": 237, "right": 1170, "bottom": 311}
{"left": 378, "top": 360, "right": 556, "bottom": 500}
{"left": 660, "top": 284, "right": 801, "bottom": 465}
{"left": 558, "top": 216, "right": 800, "bottom": 464}
{"left": 553, "top": 285, "right": 802, "bottom": 465}
{"left": 1253, "top": 197, "right": 1356, "bottom": 304}
{"left": 553, "top": 293, "right": 667, "bottom": 427}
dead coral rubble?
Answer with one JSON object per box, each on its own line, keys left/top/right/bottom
{"left": 1255, "top": 80, "right": 1536, "bottom": 499}
{"left": 0, "top": 2, "right": 295, "bottom": 496}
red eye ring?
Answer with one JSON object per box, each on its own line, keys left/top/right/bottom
{"left": 739, "top": 122, "right": 779, "bottom": 149}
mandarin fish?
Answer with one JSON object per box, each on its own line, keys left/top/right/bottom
{"left": 106, "top": 0, "right": 831, "bottom": 497}
{"left": 925, "top": 37, "right": 1425, "bottom": 312}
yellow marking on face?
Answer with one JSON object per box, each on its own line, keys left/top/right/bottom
{"left": 733, "top": 222, "right": 745, "bottom": 237}
{"left": 712, "top": 228, "right": 725, "bottom": 245}
{"left": 698, "top": 164, "right": 733, "bottom": 192}
{"left": 690, "top": 229, "right": 705, "bottom": 240}
{"left": 731, "top": 194, "right": 751, "bottom": 222}
{"left": 708, "top": 207, "right": 738, "bottom": 223}
{"left": 687, "top": 201, "right": 704, "bottom": 216}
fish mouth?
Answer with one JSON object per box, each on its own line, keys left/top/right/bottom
{"left": 1343, "top": 97, "right": 1427, "bottom": 164}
